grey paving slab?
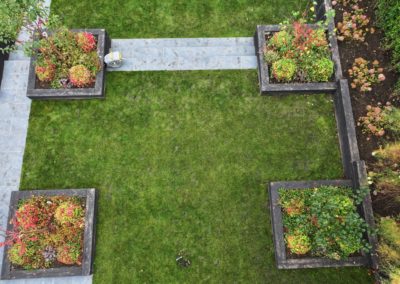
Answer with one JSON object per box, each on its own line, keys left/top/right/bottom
{"left": 108, "top": 37, "right": 257, "bottom": 71}
{"left": 111, "top": 37, "right": 255, "bottom": 48}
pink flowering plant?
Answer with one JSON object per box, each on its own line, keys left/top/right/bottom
{"left": 0, "top": 196, "right": 85, "bottom": 270}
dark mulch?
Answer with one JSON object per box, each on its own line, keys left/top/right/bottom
{"left": 334, "top": 0, "right": 399, "bottom": 217}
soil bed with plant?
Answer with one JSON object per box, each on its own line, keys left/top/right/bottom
{"left": 269, "top": 180, "right": 372, "bottom": 269}
{"left": 333, "top": 0, "right": 398, "bottom": 171}
{"left": 254, "top": 22, "right": 339, "bottom": 94}
{"left": 27, "top": 29, "right": 110, "bottom": 100}
{"left": 1, "top": 189, "right": 96, "bottom": 280}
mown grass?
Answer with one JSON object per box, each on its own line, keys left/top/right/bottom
{"left": 21, "top": 71, "right": 371, "bottom": 283}
{"left": 51, "top": 0, "right": 307, "bottom": 38}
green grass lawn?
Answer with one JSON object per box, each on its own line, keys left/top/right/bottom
{"left": 21, "top": 71, "right": 371, "bottom": 283}
{"left": 20, "top": 0, "right": 374, "bottom": 282}
{"left": 51, "top": 0, "right": 306, "bottom": 38}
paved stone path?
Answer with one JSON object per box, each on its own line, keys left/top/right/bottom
{"left": 109, "top": 37, "right": 257, "bottom": 71}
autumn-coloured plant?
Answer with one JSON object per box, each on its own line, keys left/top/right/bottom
{"left": 35, "top": 60, "right": 56, "bottom": 82}
{"left": 337, "top": 6, "right": 371, "bottom": 42}
{"left": 75, "top": 32, "right": 97, "bottom": 53}
{"left": 264, "top": 21, "right": 333, "bottom": 83}
{"left": 69, "top": 65, "right": 93, "bottom": 87}
{"left": 348, "top": 58, "right": 385, "bottom": 92}
{"left": 332, "top": 0, "right": 360, "bottom": 7}
{"left": 358, "top": 103, "right": 400, "bottom": 138}
{"left": 35, "top": 28, "right": 101, "bottom": 89}
{"left": 0, "top": 196, "right": 85, "bottom": 270}
{"left": 54, "top": 201, "right": 84, "bottom": 226}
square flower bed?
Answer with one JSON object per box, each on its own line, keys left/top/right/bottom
{"left": 26, "top": 29, "right": 110, "bottom": 100}
{"left": 0, "top": 189, "right": 97, "bottom": 280}
{"left": 254, "top": 24, "right": 340, "bottom": 95}
{"left": 268, "top": 180, "right": 373, "bottom": 269}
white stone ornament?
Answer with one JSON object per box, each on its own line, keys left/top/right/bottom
{"left": 105, "top": 51, "right": 123, "bottom": 68}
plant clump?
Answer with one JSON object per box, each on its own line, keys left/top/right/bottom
{"left": 264, "top": 21, "right": 334, "bottom": 83}
{"left": 337, "top": 5, "right": 371, "bottom": 42}
{"left": 358, "top": 103, "right": 400, "bottom": 139}
{"left": 348, "top": 58, "right": 385, "bottom": 92}
{"left": 35, "top": 28, "right": 101, "bottom": 89}
{"left": 279, "top": 186, "right": 371, "bottom": 260}
{"left": 0, "top": 196, "right": 85, "bottom": 270}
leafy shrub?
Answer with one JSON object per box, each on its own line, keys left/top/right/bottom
{"left": 279, "top": 186, "right": 370, "bottom": 259}
{"left": 264, "top": 21, "right": 333, "bottom": 83}
{"left": 377, "top": 0, "right": 400, "bottom": 73}
{"left": 271, "top": 59, "right": 296, "bottom": 82}
{"left": 0, "top": 0, "right": 24, "bottom": 52}
{"left": 348, "top": 58, "right": 385, "bottom": 92}
{"left": 0, "top": 196, "right": 85, "bottom": 270}
{"left": 337, "top": 6, "right": 371, "bottom": 42}
{"left": 35, "top": 28, "right": 101, "bottom": 89}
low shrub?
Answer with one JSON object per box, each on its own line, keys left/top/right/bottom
{"left": 279, "top": 186, "right": 370, "bottom": 260}
{"left": 264, "top": 21, "right": 333, "bottom": 83}
{"left": 348, "top": 58, "right": 385, "bottom": 92}
{"left": 69, "top": 65, "right": 93, "bottom": 87}
{"left": 0, "top": 196, "right": 85, "bottom": 270}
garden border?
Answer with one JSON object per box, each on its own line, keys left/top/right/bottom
{"left": 268, "top": 179, "right": 371, "bottom": 269}
{"left": 26, "top": 29, "right": 110, "bottom": 100}
{"left": 264, "top": 0, "right": 379, "bottom": 271}
{"left": 0, "top": 188, "right": 97, "bottom": 280}
{"left": 254, "top": 24, "right": 340, "bottom": 95}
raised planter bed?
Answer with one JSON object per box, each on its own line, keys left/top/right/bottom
{"left": 268, "top": 180, "right": 374, "bottom": 269}
{"left": 254, "top": 24, "right": 340, "bottom": 95}
{"left": 27, "top": 29, "right": 110, "bottom": 100}
{"left": 0, "top": 188, "right": 97, "bottom": 280}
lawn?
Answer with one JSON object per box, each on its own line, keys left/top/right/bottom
{"left": 51, "top": 0, "right": 307, "bottom": 38}
{"left": 21, "top": 71, "right": 371, "bottom": 283}
{"left": 20, "top": 0, "right": 373, "bottom": 283}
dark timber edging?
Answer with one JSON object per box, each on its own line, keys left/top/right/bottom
{"left": 268, "top": 180, "right": 370, "bottom": 269}
{"left": 254, "top": 24, "right": 339, "bottom": 95}
{"left": 0, "top": 189, "right": 97, "bottom": 280}
{"left": 263, "top": 0, "right": 378, "bottom": 271}
{"left": 27, "top": 29, "right": 110, "bottom": 100}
